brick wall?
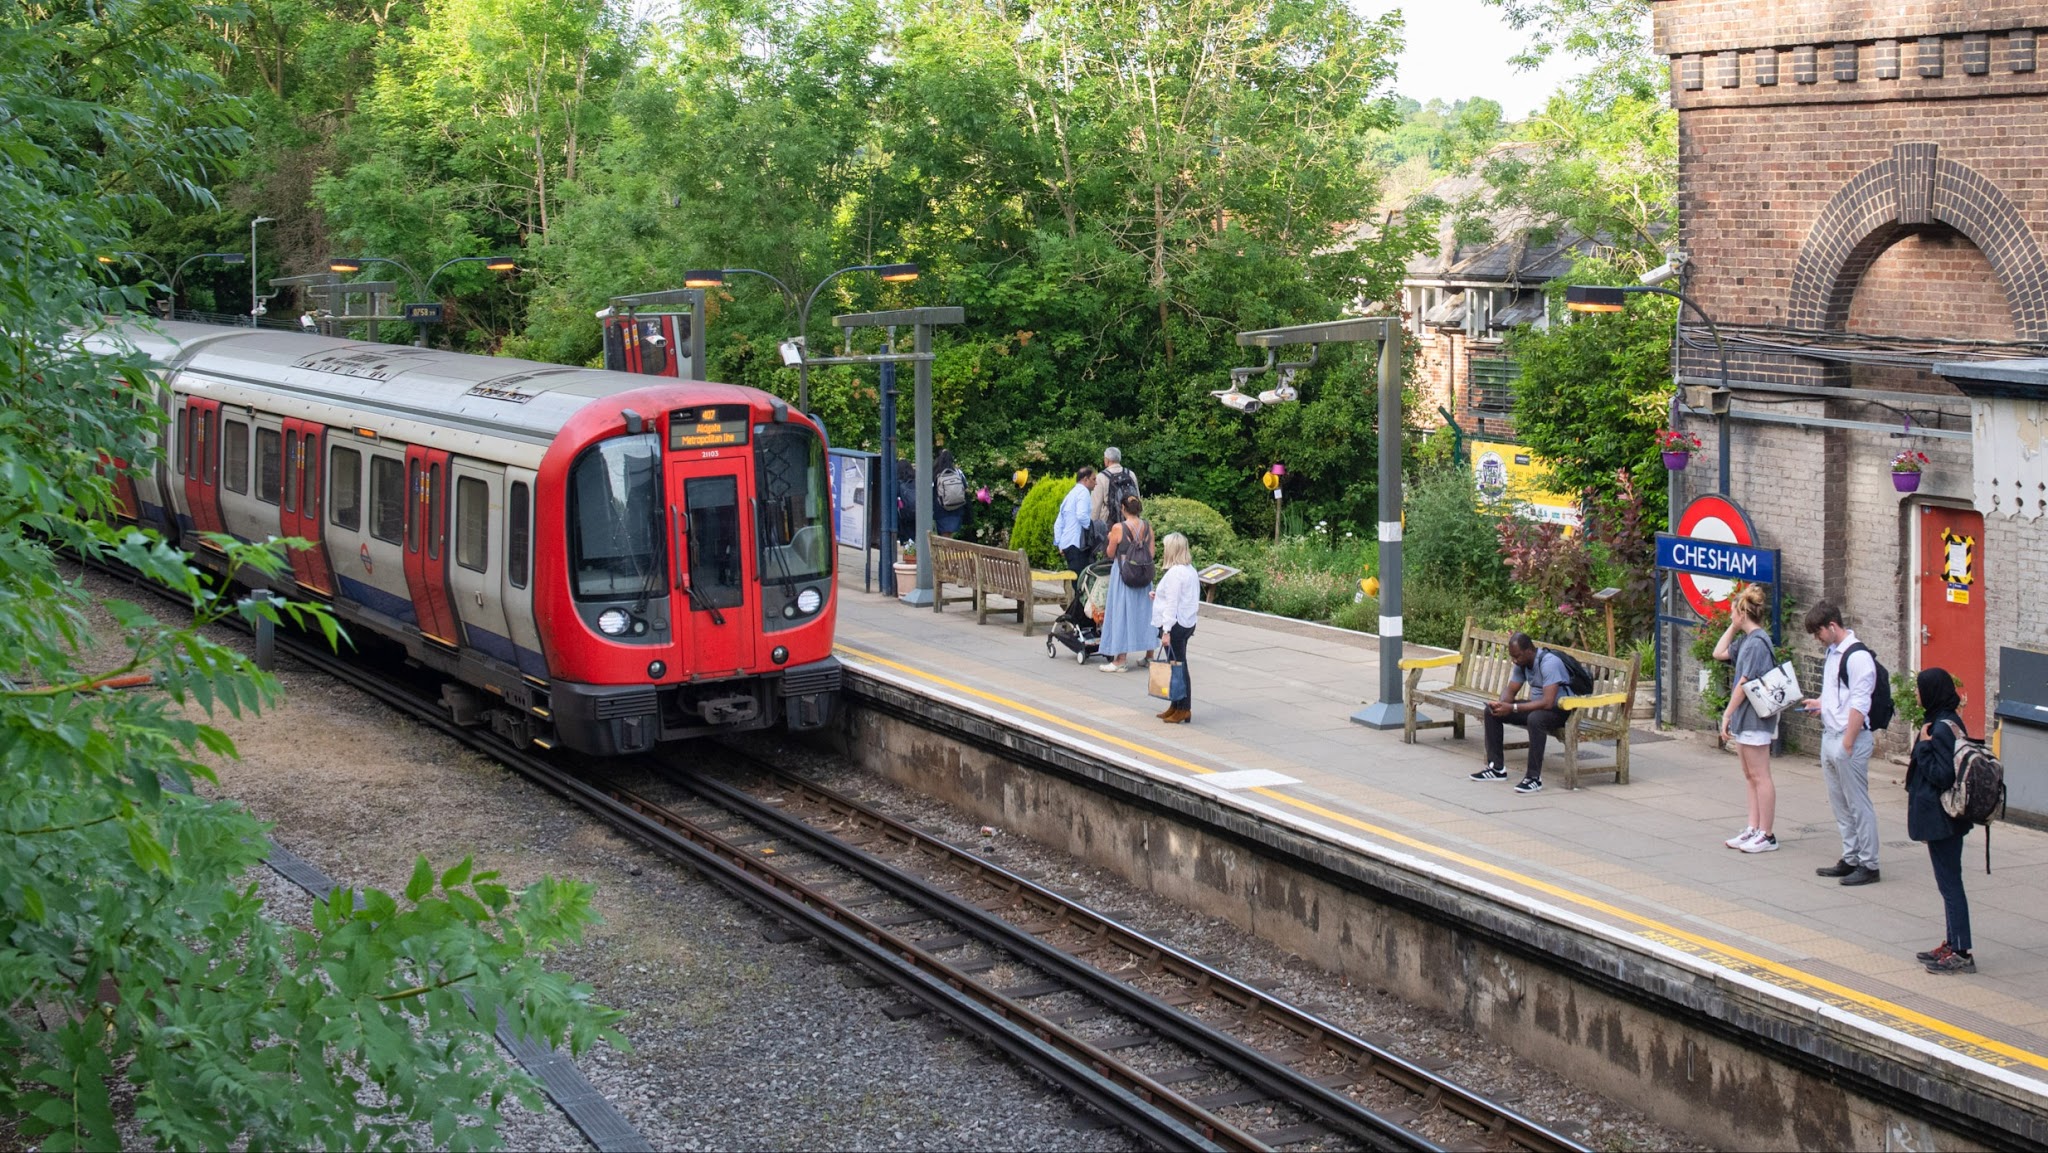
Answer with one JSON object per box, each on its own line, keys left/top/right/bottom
{"left": 1845, "top": 227, "right": 2016, "bottom": 340}
{"left": 1410, "top": 327, "right": 1520, "bottom": 439}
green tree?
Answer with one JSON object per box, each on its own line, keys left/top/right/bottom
{"left": 1, "top": 4, "right": 622, "bottom": 1146}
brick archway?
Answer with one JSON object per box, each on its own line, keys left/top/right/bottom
{"left": 1787, "top": 143, "right": 2048, "bottom": 340}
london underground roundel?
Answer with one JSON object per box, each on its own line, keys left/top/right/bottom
{"left": 1673, "top": 494, "right": 1757, "bottom": 617}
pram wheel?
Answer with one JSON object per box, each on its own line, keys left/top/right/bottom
{"left": 1045, "top": 634, "right": 1057, "bottom": 658}
{"left": 1076, "top": 644, "right": 1088, "bottom": 665}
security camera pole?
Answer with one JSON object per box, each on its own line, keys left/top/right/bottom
{"left": 1234, "top": 317, "right": 1410, "bottom": 728}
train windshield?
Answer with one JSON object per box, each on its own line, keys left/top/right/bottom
{"left": 754, "top": 424, "right": 832, "bottom": 584}
{"left": 568, "top": 433, "right": 665, "bottom": 600}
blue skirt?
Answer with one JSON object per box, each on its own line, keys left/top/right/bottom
{"left": 1100, "top": 559, "right": 1155, "bottom": 657}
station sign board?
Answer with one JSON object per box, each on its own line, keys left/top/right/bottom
{"left": 402, "top": 302, "right": 444, "bottom": 324}
{"left": 1657, "top": 494, "right": 1773, "bottom": 617}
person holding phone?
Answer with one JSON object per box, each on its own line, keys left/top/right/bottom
{"left": 1716, "top": 585, "right": 1780, "bottom": 853}
{"left": 1800, "top": 602, "right": 1881, "bottom": 886}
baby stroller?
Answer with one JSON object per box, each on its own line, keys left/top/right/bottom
{"left": 1046, "top": 560, "right": 1112, "bottom": 664}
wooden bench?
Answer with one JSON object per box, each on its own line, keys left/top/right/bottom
{"left": 1397, "top": 617, "right": 1640, "bottom": 790}
{"left": 926, "top": 533, "right": 1073, "bottom": 635}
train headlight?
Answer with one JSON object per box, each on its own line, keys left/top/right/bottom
{"left": 795, "top": 587, "right": 823, "bottom": 615}
{"left": 771, "top": 646, "right": 789, "bottom": 665}
{"left": 596, "top": 608, "right": 631, "bottom": 636}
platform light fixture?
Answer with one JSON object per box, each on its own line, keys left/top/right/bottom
{"left": 682, "top": 270, "right": 725, "bottom": 289}
{"left": 687, "top": 262, "right": 924, "bottom": 411}
{"left": 875, "top": 263, "right": 920, "bottom": 283}
{"left": 1564, "top": 285, "right": 1628, "bottom": 313}
{"left": 483, "top": 256, "right": 519, "bottom": 272}
{"left": 327, "top": 257, "right": 364, "bottom": 274}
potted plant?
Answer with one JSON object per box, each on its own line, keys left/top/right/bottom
{"left": 894, "top": 540, "right": 918, "bottom": 581}
{"left": 1891, "top": 448, "right": 1929, "bottom": 493}
{"left": 1655, "top": 428, "right": 1703, "bottom": 471}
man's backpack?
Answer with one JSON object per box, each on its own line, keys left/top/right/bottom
{"left": 936, "top": 466, "right": 968, "bottom": 511}
{"left": 1938, "top": 719, "right": 2007, "bottom": 873}
{"left": 1102, "top": 467, "right": 1140, "bottom": 518}
{"left": 1838, "top": 642, "right": 1896, "bottom": 730}
{"left": 1116, "top": 521, "right": 1155, "bottom": 587}
{"left": 1546, "top": 650, "right": 1596, "bottom": 697}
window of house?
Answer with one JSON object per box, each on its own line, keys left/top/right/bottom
{"left": 371, "top": 456, "right": 404, "bottom": 544}
{"left": 456, "top": 476, "right": 488, "bottom": 572}
{"left": 331, "top": 446, "right": 361, "bottom": 531}
{"left": 508, "top": 482, "right": 530, "bottom": 589}
{"left": 255, "top": 428, "right": 282, "bottom": 504}
{"left": 1469, "top": 358, "right": 1521, "bottom": 414}
{"left": 223, "top": 420, "right": 249, "bottom": 494}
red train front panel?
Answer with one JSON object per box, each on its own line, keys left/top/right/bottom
{"left": 531, "top": 383, "right": 838, "bottom": 754}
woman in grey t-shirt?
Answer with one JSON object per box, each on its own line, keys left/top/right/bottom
{"left": 1714, "top": 584, "right": 1780, "bottom": 853}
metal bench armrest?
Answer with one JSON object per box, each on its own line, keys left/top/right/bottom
{"left": 1559, "top": 692, "right": 1628, "bottom": 711}
{"left": 1397, "top": 652, "right": 1464, "bottom": 671}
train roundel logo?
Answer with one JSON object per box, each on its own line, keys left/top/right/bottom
{"left": 360, "top": 543, "right": 373, "bottom": 575}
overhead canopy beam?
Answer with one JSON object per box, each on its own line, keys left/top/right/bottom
{"left": 1236, "top": 317, "right": 1398, "bottom": 348}
{"left": 833, "top": 306, "right": 964, "bottom": 329}
{"left": 608, "top": 288, "right": 702, "bottom": 310}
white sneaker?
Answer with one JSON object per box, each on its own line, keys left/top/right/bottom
{"left": 1724, "top": 826, "right": 1760, "bottom": 849}
{"left": 1739, "top": 832, "right": 1780, "bottom": 854}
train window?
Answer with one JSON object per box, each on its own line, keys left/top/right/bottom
{"left": 222, "top": 421, "right": 249, "bottom": 495}
{"left": 256, "top": 428, "right": 282, "bottom": 504}
{"left": 753, "top": 425, "right": 833, "bottom": 583}
{"left": 202, "top": 410, "right": 217, "bottom": 485}
{"left": 300, "top": 433, "right": 316, "bottom": 515}
{"left": 177, "top": 408, "right": 192, "bottom": 478}
{"left": 685, "top": 475, "right": 745, "bottom": 610}
{"left": 456, "top": 476, "right": 488, "bottom": 572}
{"left": 405, "top": 460, "right": 421, "bottom": 553}
{"left": 370, "top": 456, "right": 403, "bottom": 543}
{"left": 567, "top": 433, "right": 664, "bottom": 600}
{"left": 331, "top": 446, "right": 362, "bottom": 531}
{"left": 428, "top": 463, "right": 444, "bottom": 560}
{"left": 282, "top": 432, "right": 297, "bottom": 513}
{"left": 508, "top": 481, "right": 530, "bottom": 589}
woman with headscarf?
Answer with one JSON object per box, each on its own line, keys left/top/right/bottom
{"left": 1907, "top": 668, "right": 1977, "bottom": 974}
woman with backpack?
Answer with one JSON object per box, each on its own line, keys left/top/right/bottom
{"left": 1715, "top": 584, "right": 1781, "bottom": 854}
{"left": 932, "top": 449, "right": 969, "bottom": 538}
{"left": 1908, "top": 668, "right": 1976, "bottom": 974}
{"left": 1097, "top": 494, "right": 1155, "bottom": 673}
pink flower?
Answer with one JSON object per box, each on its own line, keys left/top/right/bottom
{"left": 975, "top": 486, "right": 992, "bottom": 503}
{"left": 1558, "top": 603, "right": 1574, "bottom": 615}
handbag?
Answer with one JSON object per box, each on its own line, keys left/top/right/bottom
{"left": 1147, "top": 642, "right": 1174, "bottom": 700}
{"left": 1747, "top": 659, "right": 1804, "bottom": 719}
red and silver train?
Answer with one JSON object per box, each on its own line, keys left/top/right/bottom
{"left": 109, "top": 319, "right": 840, "bottom": 755}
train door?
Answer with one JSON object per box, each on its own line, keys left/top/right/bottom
{"left": 447, "top": 459, "right": 515, "bottom": 666}
{"left": 325, "top": 437, "right": 416, "bottom": 626}
{"left": 180, "top": 396, "right": 226, "bottom": 542}
{"left": 668, "top": 455, "right": 756, "bottom": 677}
{"left": 249, "top": 413, "right": 287, "bottom": 552}
{"left": 280, "top": 418, "right": 335, "bottom": 595}
{"left": 403, "top": 445, "right": 459, "bottom": 646}
{"left": 500, "top": 467, "right": 546, "bottom": 679}
{"left": 215, "top": 413, "right": 266, "bottom": 547}
{"left": 1914, "top": 504, "right": 1986, "bottom": 731}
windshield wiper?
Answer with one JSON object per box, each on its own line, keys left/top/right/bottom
{"left": 672, "top": 502, "right": 725, "bottom": 626}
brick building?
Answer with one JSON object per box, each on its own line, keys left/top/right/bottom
{"left": 1653, "top": 1, "right": 2048, "bottom": 744}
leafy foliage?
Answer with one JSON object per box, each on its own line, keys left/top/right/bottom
{"left": 1402, "top": 466, "right": 1512, "bottom": 599}
{"left": 1, "top": 3, "right": 623, "bottom": 1145}
{"left": 1145, "top": 497, "right": 1236, "bottom": 562}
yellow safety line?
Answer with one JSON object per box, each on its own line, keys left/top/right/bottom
{"left": 836, "top": 640, "right": 2048, "bottom": 1075}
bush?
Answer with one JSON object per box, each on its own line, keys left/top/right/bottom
{"left": 1403, "top": 465, "right": 1510, "bottom": 597}
{"left": 1147, "top": 495, "right": 1235, "bottom": 559}
{"left": 1013, "top": 476, "right": 1075, "bottom": 568}
{"left": 1327, "top": 579, "right": 1507, "bottom": 649}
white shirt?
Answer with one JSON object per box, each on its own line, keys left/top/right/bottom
{"left": 1150, "top": 564, "right": 1200, "bottom": 630}
{"left": 1053, "top": 482, "right": 1092, "bottom": 550}
{"left": 1820, "top": 629, "right": 1877, "bottom": 732}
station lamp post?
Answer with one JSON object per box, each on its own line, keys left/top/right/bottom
{"left": 250, "top": 216, "right": 275, "bottom": 324}
{"left": 684, "top": 263, "right": 919, "bottom": 413}
{"left": 329, "top": 255, "right": 516, "bottom": 345}
{"left": 1564, "top": 283, "right": 1732, "bottom": 497}
{"left": 97, "top": 251, "right": 168, "bottom": 314}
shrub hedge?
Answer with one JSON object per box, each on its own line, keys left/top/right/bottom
{"left": 1012, "top": 477, "right": 1075, "bottom": 569}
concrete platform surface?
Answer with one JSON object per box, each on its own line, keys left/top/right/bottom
{"left": 832, "top": 556, "right": 2048, "bottom": 1092}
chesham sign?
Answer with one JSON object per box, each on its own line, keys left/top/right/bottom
{"left": 1655, "top": 535, "right": 1778, "bottom": 583}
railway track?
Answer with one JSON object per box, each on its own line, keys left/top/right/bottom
{"left": 86, "top": 555, "right": 1586, "bottom": 1151}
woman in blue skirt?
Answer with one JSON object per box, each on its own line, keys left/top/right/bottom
{"left": 1098, "top": 493, "right": 1156, "bottom": 673}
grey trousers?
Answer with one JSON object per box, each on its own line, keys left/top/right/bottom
{"left": 1820, "top": 728, "right": 1878, "bottom": 868}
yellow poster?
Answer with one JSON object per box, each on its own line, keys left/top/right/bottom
{"left": 1470, "top": 439, "right": 1581, "bottom": 528}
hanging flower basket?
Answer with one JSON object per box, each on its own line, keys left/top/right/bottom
{"left": 1891, "top": 449, "right": 1929, "bottom": 493}
{"left": 1654, "top": 429, "right": 1703, "bottom": 471}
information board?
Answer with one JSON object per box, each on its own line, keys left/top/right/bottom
{"left": 668, "top": 405, "right": 751, "bottom": 450}
{"left": 828, "top": 450, "right": 874, "bottom": 552}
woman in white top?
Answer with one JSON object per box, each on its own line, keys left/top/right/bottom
{"left": 1148, "top": 533, "right": 1199, "bottom": 724}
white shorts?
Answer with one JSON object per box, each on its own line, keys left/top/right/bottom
{"left": 1731, "top": 729, "right": 1776, "bottom": 747}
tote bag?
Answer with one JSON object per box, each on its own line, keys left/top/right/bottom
{"left": 1747, "top": 660, "right": 1804, "bottom": 719}
{"left": 1147, "top": 643, "right": 1174, "bottom": 700}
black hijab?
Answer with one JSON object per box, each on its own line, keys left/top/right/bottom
{"left": 1918, "top": 667, "right": 1962, "bottom": 718}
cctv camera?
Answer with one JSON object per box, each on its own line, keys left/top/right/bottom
{"left": 251, "top": 304, "right": 266, "bottom": 316}
{"left": 1216, "top": 390, "right": 1263, "bottom": 415}
{"left": 1256, "top": 384, "right": 1300, "bottom": 406}
{"left": 778, "top": 338, "right": 805, "bottom": 367}
{"left": 1639, "top": 251, "right": 1688, "bottom": 287}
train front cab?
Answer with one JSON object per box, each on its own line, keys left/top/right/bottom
{"left": 542, "top": 395, "right": 839, "bottom": 755}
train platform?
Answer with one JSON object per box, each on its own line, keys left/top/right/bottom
{"left": 826, "top": 555, "right": 2048, "bottom": 1118}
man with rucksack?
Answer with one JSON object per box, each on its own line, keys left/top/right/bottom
{"left": 1802, "top": 603, "right": 1888, "bottom": 887}
{"left": 1089, "top": 446, "right": 1139, "bottom": 556}
{"left": 1470, "top": 633, "right": 1585, "bottom": 795}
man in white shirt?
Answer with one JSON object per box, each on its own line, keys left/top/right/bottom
{"left": 1053, "top": 468, "right": 1097, "bottom": 616}
{"left": 1801, "top": 602, "right": 1881, "bottom": 886}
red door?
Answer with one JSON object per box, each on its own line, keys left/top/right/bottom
{"left": 402, "top": 445, "right": 458, "bottom": 645}
{"left": 1917, "top": 505, "right": 1986, "bottom": 732}
{"left": 181, "top": 398, "right": 225, "bottom": 541}
{"left": 281, "top": 419, "right": 335, "bottom": 595}
{"left": 668, "top": 457, "right": 755, "bottom": 677}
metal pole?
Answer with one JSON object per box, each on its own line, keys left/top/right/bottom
{"left": 878, "top": 337, "right": 899, "bottom": 598}
{"left": 249, "top": 589, "right": 275, "bottom": 671}
{"left": 904, "top": 320, "right": 936, "bottom": 605}
{"left": 797, "top": 301, "right": 812, "bottom": 415}
{"left": 1354, "top": 322, "right": 1406, "bottom": 729}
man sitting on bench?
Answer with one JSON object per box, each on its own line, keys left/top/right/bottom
{"left": 1470, "top": 633, "right": 1567, "bottom": 795}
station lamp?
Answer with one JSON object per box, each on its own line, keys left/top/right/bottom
{"left": 482, "top": 256, "right": 519, "bottom": 272}
{"left": 682, "top": 270, "right": 725, "bottom": 289}
{"left": 327, "top": 257, "right": 364, "bottom": 274}
{"left": 875, "top": 263, "right": 920, "bottom": 283}
{"left": 1563, "top": 285, "right": 1628, "bottom": 313}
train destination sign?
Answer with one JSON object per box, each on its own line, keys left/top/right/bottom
{"left": 669, "top": 405, "right": 751, "bottom": 450}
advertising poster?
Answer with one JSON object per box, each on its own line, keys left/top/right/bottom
{"left": 1470, "top": 439, "right": 1581, "bottom": 528}
{"left": 828, "top": 450, "right": 872, "bottom": 551}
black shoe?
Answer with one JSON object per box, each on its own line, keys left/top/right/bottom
{"left": 1839, "top": 866, "right": 1881, "bottom": 886}
{"left": 1815, "top": 859, "right": 1856, "bottom": 878}
{"left": 1469, "top": 764, "right": 1508, "bottom": 782}
{"left": 1513, "top": 777, "right": 1544, "bottom": 795}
